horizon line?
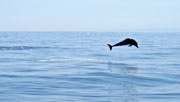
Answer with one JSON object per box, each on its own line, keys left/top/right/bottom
{"left": 0, "top": 31, "right": 180, "bottom": 33}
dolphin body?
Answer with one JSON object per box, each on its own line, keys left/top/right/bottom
{"left": 107, "top": 38, "right": 138, "bottom": 51}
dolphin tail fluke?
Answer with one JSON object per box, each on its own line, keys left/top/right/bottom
{"left": 107, "top": 44, "right": 112, "bottom": 51}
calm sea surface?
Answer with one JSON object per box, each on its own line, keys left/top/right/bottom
{"left": 0, "top": 32, "right": 180, "bottom": 102}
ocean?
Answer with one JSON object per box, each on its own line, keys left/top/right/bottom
{"left": 0, "top": 32, "right": 180, "bottom": 102}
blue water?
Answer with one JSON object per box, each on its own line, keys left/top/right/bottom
{"left": 0, "top": 32, "right": 180, "bottom": 102}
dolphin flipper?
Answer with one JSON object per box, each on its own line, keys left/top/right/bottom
{"left": 129, "top": 44, "right": 132, "bottom": 47}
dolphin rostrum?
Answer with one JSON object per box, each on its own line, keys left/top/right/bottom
{"left": 107, "top": 38, "right": 138, "bottom": 51}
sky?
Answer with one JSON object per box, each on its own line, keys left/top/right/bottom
{"left": 0, "top": 0, "right": 180, "bottom": 32}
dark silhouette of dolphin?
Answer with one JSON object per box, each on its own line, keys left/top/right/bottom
{"left": 107, "top": 38, "right": 138, "bottom": 51}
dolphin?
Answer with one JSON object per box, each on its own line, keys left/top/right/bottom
{"left": 107, "top": 38, "right": 138, "bottom": 51}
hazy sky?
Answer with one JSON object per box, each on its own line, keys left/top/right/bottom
{"left": 0, "top": 0, "right": 180, "bottom": 32}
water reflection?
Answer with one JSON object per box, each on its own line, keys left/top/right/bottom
{"left": 108, "top": 62, "right": 137, "bottom": 74}
{"left": 106, "top": 61, "right": 139, "bottom": 102}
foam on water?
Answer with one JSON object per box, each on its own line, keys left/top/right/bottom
{"left": 37, "top": 57, "right": 122, "bottom": 63}
{"left": 37, "top": 58, "right": 100, "bottom": 62}
{"left": 0, "top": 46, "right": 51, "bottom": 50}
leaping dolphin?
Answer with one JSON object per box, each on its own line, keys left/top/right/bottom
{"left": 107, "top": 38, "right": 138, "bottom": 51}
